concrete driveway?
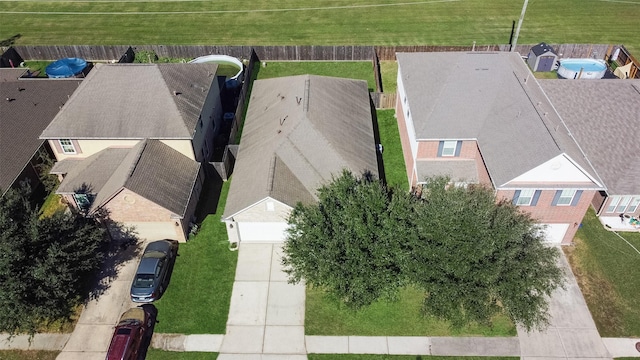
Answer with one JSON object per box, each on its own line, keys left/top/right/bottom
{"left": 56, "top": 242, "right": 144, "bottom": 360}
{"left": 518, "top": 251, "right": 612, "bottom": 360}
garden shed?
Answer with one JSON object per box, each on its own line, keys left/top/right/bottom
{"left": 527, "top": 42, "right": 558, "bottom": 72}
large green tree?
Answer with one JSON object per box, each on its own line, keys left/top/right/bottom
{"left": 282, "top": 172, "right": 564, "bottom": 331}
{"left": 0, "top": 185, "right": 107, "bottom": 335}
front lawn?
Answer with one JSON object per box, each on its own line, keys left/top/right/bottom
{"left": 564, "top": 208, "right": 640, "bottom": 337}
{"left": 257, "top": 61, "right": 376, "bottom": 91}
{"left": 153, "top": 180, "right": 237, "bottom": 334}
{"left": 305, "top": 286, "right": 515, "bottom": 336}
{"left": 146, "top": 349, "right": 217, "bottom": 359}
{"left": 376, "top": 109, "right": 407, "bottom": 190}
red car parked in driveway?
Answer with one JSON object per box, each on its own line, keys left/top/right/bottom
{"left": 106, "top": 306, "right": 156, "bottom": 360}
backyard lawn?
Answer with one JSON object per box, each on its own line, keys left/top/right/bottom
{"left": 153, "top": 180, "right": 237, "bottom": 334}
{"left": 305, "top": 285, "right": 515, "bottom": 336}
{"left": 256, "top": 61, "right": 376, "bottom": 91}
{"left": 1, "top": 1, "right": 639, "bottom": 53}
{"left": 377, "top": 109, "right": 407, "bottom": 190}
{"left": 564, "top": 208, "right": 640, "bottom": 337}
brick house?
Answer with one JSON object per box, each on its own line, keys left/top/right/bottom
{"left": 223, "top": 75, "right": 380, "bottom": 243}
{"left": 540, "top": 79, "right": 640, "bottom": 231}
{"left": 395, "top": 52, "right": 604, "bottom": 244}
{"left": 40, "top": 63, "right": 223, "bottom": 242}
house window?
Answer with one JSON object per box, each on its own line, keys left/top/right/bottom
{"left": 552, "top": 189, "right": 582, "bottom": 206}
{"left": 512, "top": 189, "right": 541, "bottom": 206}
{"left": 59, "top": 139, "right": 76, "bottom": 154}
{"left": 606, "top": 196, "right": 620, "bottom": 213}
{"left": 438, "top": 140, "right": 461, "bottom": 157}
{"left": 616, "top": 196, "right": 631, "bottom": 213}
{"left": 628, "top": 197, "right": 640, "bottom": 213}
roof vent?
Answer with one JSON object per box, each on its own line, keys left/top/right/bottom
{"left": 173, "top": 91, "right": 182, "bottom": 96}
{"left": 6, "top": 97, "right": 15, "bottom": 102}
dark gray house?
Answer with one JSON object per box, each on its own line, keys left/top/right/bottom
{"left": 527, "top": 42, "right": 558, "bottom": 72}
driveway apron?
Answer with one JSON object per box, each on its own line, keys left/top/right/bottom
{"left": 219, "top": 243, "right": 307, "bottom": 360}
{"left": 518, "top": 252, "right": 612, "bottom": 360}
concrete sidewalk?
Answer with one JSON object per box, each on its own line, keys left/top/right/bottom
{"left": 0, "top": 334, "right": 70, "bottom": 351}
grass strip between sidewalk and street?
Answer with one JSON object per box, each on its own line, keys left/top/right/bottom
{"left": 0, "top": 350, "right": 59, "bottom": 360}
{"left": 146, "top": 349, "right": 217, "bottom": 359}
{"left": 308, "top": 355, "right": 518, "bottom": 360}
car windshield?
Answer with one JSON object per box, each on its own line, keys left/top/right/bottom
{"left": 116, "top": 328, "right": 132, "bottom": 335}
{"left": 133, "top": 274, "right": 154, "bottom": 288}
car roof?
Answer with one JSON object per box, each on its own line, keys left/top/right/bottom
{"left": 119, "top": 307, "right": 146, "bottom": 323}
{"left": 143, "top": 240, "right": 173, "bottom": 254}
{"left": 136, "top": 257, "right": 161, "bottom": 275}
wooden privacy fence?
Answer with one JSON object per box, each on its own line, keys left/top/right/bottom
{"left": 9, "top": 44, "right": 618, "bottom": 62}
{"left": 371, "top": 92, "right": 397, "bottom": 109}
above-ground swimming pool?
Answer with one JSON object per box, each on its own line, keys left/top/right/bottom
{"left": 557, "top": 59, "right": 607, "bottom": 79}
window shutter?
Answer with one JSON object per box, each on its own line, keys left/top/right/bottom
{"left": 571, "top": 190, "right": 583, "bottom": 206}
{"left": 512, "top": 190, "right": 521, "bottom": 205}
{"left": 71, "top": 140, "right": 82, "bottom": 154}
{"left": 53, "top": 140, "right": 63, "bottom": 153}
{"left": 551, "top": 190, "right": 562, "bottom": 206}
{"left": 531, "top": 190, "right": 541, "bottom": 206}
{"left": 454, "top": 141, "right": 462, "bottom": 157}
{"left": 437, "top": 141, "right": 444, "bottom": 157}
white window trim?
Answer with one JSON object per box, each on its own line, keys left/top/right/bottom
{"left": 616, "top": 196, "right": 631, "bottom": 213}
{"left": 606, "top": 196, "right": 620, "bottom": 213}
{"left": 516, "top": 189, "right": 535, "bottom": 206}
{"left": 556, "top": 189, "right": 577, "bottom": 206}
{"left": 59, "top": 139, "right": 76, "bottom": 154}
{"left": 441, "top": 140, "right": 457, "bottom": 157}
{"left": 628, "top": 197, "right": 640, "bottom": 213}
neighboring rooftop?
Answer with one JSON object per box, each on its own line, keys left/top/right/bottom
{"left": 540, "top": 79, "right": 640, "bottom": 195}
{"left": 0, "top": 70, "right": 81, "bottom": 194}
{"left": 56, "top": 140, "right": 200, "bottom": 217}
{"left": 397, "top": 51, "right": 602, "bottom": 188}
{"left": 223, "top": 74, "right": 379, "bottom": 218}
{"left": 40, "top": 63, "right": 218, "bottom": 140}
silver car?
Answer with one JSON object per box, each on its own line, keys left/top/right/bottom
{"left": 130, "top": 240, "right": 178, "bottom": 303}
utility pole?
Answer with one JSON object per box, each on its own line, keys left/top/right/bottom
{"left": 511, "top": 0, "right": 529, "bottom": 52}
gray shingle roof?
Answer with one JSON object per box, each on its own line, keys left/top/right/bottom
{"left": 416, "top": 160, "right": 478, "bottom": 184}
{"left": 40, "top": 63, "right": 218, "bottom": 139}
{"left": 540, "top": 79, "right": 640, "bottom": 195}
{"left": 397, "top": 52, "right": 602, "bottom": 188}
{"left": 0, "top": 71, "right": 81, "bottom": 194}
{"left": 223, "top": 75, "right": 379, "bottom": 219}
{"left": 57, "top": 140, "right": 200, "bottom": 217}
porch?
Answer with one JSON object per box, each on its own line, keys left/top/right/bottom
{"left": 599, "top": 215, "right": 640, "bottom": 232}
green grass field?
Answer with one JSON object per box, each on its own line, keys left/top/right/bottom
{"left": 1, "top": 0, "right": 639, "bottom": 52}
{"left": 305, "top": 285, "right": 515, "bottom": 336}
{"left": 153, "top": 180, "right": 237, "bottom": 334}
{"left": 564, "top": 208, "right": 640, "bottom": 337}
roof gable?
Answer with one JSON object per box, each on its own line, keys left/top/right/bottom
{"left": 40, "top": 63, "right": 218, "bottom": 139}
{"left": 505, "top": 154, "right": 602, "bottom": 187}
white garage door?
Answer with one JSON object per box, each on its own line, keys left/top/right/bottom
{"left": 238, "top": 222, "right": 288, "bottom": 242}
{"left": 540, "top": 223, "right": 569, "bottom": 244}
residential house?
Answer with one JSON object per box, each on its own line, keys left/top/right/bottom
{"left": 396, "top": 52, "right": 604, "bottom": 244}
{"left": 539, "top": 79, "right": 640, "bottom": 230}
{"left": 40, "top": 63, "right": 224, "bottom": 242}
{"left": 223, "top": 75, "right": 379, "bottom": 243}
{"left": 0, "top": 68, "right": 81, "bottom": 196}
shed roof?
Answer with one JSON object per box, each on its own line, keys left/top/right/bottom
{"left": 396, "top": 51, "right": 602, "bottom": 188}
{"left": 530, "top": 42, "right": 557, "bottom": 57}
{"left": 40, "top": 63, "right": 218, "bottom": 140}
{"left": 223, "top": 75, "right": 379, "bottom": 219}
{"left": 539, "top": 79, "right": 640, "bottom": 195}
{"left": 0, "top": 71, "right": 81, "bottom": 194}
